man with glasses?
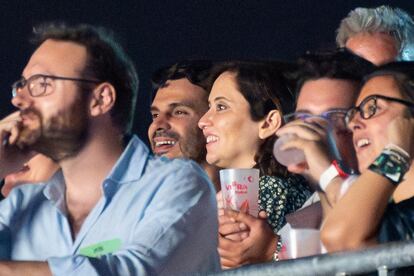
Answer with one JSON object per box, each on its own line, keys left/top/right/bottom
{"left": 0, "top": 23, "right": 219, "bottom": 275}
{"left": 276, "top": 49, "right": 373, "bottom": 226}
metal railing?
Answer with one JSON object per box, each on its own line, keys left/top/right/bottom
{"left": 212, "top": 240, "right": 414, "bottom": 275}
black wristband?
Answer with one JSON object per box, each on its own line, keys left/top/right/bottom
{"left": 368, "top": 145, "right": 411, "bottom": 185}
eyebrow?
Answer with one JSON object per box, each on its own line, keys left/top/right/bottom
{"left": 295, "top": 109, "right": 311, "bottom": 114}
{"left": 213, "top": 96, "right": 230, "bottom": 102}
{"left": 150, "top": 101, "right": 197, "bottom": 112}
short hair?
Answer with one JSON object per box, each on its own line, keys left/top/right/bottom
{"left": 296, "top": 48, "right": 374, "bottom": 98}
{"left": 31, "top": 22, "right": 139, "bottom": 135}
{"left": 151, "top": 60, "right": 214, "bottom": 100}
{"left": 363, "top": 61, "right": 414, "bottom": 101}
{"left": 336, "top": 5, "right": 414, "bottom": 61}
{"left": 210, "top": 60, "right": 297, "bottom": 176}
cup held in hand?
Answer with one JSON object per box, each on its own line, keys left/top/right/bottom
{"left": 219, "top": 168, "right": 260, "bottom": 217}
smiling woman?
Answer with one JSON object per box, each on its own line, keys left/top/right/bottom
{"left": 321, "top": 62, "right": 414, "bottom": 258}
{"left": 198, "top": 61, "right": 312, "bottom": 268}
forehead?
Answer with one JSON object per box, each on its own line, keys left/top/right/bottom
{"left": 358, "top": 75, "right": 403, "bottom": 104}
{"left": 23, "top": 39, "right": 88, "bottom": 77}
{"left": 345, "top": 32, "right": 398, "bottom": 65}
{"left": 152, "top": 78, "right": 208, "bottom": 110}
{"left": 297, "top": 78, "right": 358, "bottom": 114}
{"left": 210, "top": 71, "right": 239, "bottom": 98}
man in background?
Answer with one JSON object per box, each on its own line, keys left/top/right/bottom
{"left": 337, "top": 5, "right": 414, "bottom": 65}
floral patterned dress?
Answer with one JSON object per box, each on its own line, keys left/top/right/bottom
{"left": 258, "top": 174, "right": 312, "bottom": 233}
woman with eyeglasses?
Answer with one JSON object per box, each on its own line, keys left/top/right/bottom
{"left": 198, "top": 61, "right": 312, "bottom": 268}
{"left": 321, "top": 62, "right": 414, "bottom": 252}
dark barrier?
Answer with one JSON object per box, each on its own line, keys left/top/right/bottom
{"left": 212, "top": 240, "right": 414, "bottom": 276}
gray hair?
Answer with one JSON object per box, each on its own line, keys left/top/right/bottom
{"left": 336, "top": 6, "right": 414, "bottom": 61}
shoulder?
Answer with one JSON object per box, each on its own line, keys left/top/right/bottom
{"left": 144, "top": 156, "right": 214, "bottom": 193}
{"left": 0, "top": 183, "right": 47, "bottom": 223}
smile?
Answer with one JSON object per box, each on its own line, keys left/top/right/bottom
{"left": 155, "top": 140, "right": 177, "bottom": 147}
{"left": 206, "top": 135, "right": 218, "bottom": 144}
{"left": 356, "top": 138, "right": 370, "bottom": 148}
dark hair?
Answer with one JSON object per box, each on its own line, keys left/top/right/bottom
{"left": 151, "top": 60, "right": 214, "bottom": 100}
{"left": 211, "top": 61, "right": 296, "bottom": 176}
{"left": 296, "top": 48, "right": 374, "bottom": 99}
{"left": 31, "top": 22, "right": 139, "bottom": 135}
{"left": 363, "top": 61, "right": 414, "bottom": 101}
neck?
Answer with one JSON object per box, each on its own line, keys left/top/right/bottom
{"left": 58, "top": 124, "right": 124, "bottom": 238}
{"left": 201, "top": 161, "right": 220, "bottom": 192}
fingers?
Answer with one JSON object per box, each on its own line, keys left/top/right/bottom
{"left": 218, "top": 212, "right": 236, "bottom": 225}
{"left": 222, "top": 231, "right": 249, "bottom": 241}
{"left": 218, "top": 236, "right": 246, "bottom": 262}
{"left": 224, "top": 209, "right": 257, "bottom": 226}
{"left": 216, "top": 191, "right": 224, "bottom": 209}
{"left": 219, "top": 221, "right": 248, "bottom": 237}
{"left": 0, "top": 113, "right": 23, "bottom": 147}
{"left": 258, "top": 211, "right": 268, "bottom": 219}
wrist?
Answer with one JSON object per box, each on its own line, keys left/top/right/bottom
{"left": 319, "top": 160, "right": 349, "bottom": 192}
{"left": 368, "top": 143, "right": 411, "bottom": 185}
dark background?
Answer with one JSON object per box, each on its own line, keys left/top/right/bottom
{"left": 1, "top": 1, "right": 413, "bottom": 144}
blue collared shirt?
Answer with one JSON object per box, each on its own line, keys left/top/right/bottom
{"left": 0, "top": 135, "right": 220, "bottom": 275}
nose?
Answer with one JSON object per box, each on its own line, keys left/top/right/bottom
{"left": 347, "top": 111, "right": 365, "bottom": 132}
{"left": 198, "top": 110, "right": 212, "bottom": 130}
{"left": 151, "top": 113, "right": 171, "bottom": 132}
{"left": 11, "top": 87, "right": 32, "bottom": 110}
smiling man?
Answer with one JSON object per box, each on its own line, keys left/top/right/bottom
{"left": 148, "top": 61, "right": 220, "bottom": 189}
{"left": 0, "top": 24, "right": 219, "bottom": 275}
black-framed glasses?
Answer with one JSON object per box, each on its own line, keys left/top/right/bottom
{"left": 284, "top": 109, "right": 348, "bottom": 129}
{"left": 11, "top": 74, "right": 101, "bottom": 98}
{"left": 345, "top": 94, "right": 414, "bottom": 126}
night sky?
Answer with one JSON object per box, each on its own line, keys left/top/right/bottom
{"left": 1, "top": 0, "right": 412, "bottom": 143}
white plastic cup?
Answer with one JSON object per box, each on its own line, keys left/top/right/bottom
{"left": 273, "top": 134, "right": 306, "bottom": 167}
{"left": 219, "top": 168, "right": 260, "bottom": 217}
{"left": 279, "top": 227, "right": 321, "bottom": 259}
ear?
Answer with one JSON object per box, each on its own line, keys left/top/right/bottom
{"left": 258, "top": 109, "right": 282, "bottom": 139}
{"left": 89, "top": 83, "right": 116, "bottom": 117}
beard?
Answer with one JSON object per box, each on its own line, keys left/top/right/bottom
{"left": 179, "top": 127, "right": 207, "bottom": 164}
{"left": 16, "top": 94, "right": 89, "bottom": 162}
{"left": 152, "top": 127, "right": 207, "bottom": 163}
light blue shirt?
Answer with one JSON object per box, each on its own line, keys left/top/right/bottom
{"left": 0, "top": 135, "right": 220, "bottom": 275}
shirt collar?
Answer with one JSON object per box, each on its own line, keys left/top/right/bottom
{"left": 43, "top": 135, "right": 151, "bottom": 207}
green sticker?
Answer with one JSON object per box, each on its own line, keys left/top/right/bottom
{"left": 79, "top": 238, "right": 122, "bottom": 258}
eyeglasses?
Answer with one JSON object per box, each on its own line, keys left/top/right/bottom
{"left": 345, "top": 94, "right": 414, "bottom": 126}
{"left": 12, "top": 74, "right": 101, "bottom": 98}
{"left": 284, "top": 109, "right": 348, "bottom": 130}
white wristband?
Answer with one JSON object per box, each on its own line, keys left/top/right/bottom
{"left": 319, "top": 164, "right": 339, "bottom": 192}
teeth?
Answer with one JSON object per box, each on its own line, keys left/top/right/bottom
{"left": 206, "top": 135, "right": 218, "bottom": 144}
{"left": 155, "top": 140, "right": 176, "bottom": 147}
{"left": 357, "top": 138, "right": 370, "bottom": 148}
